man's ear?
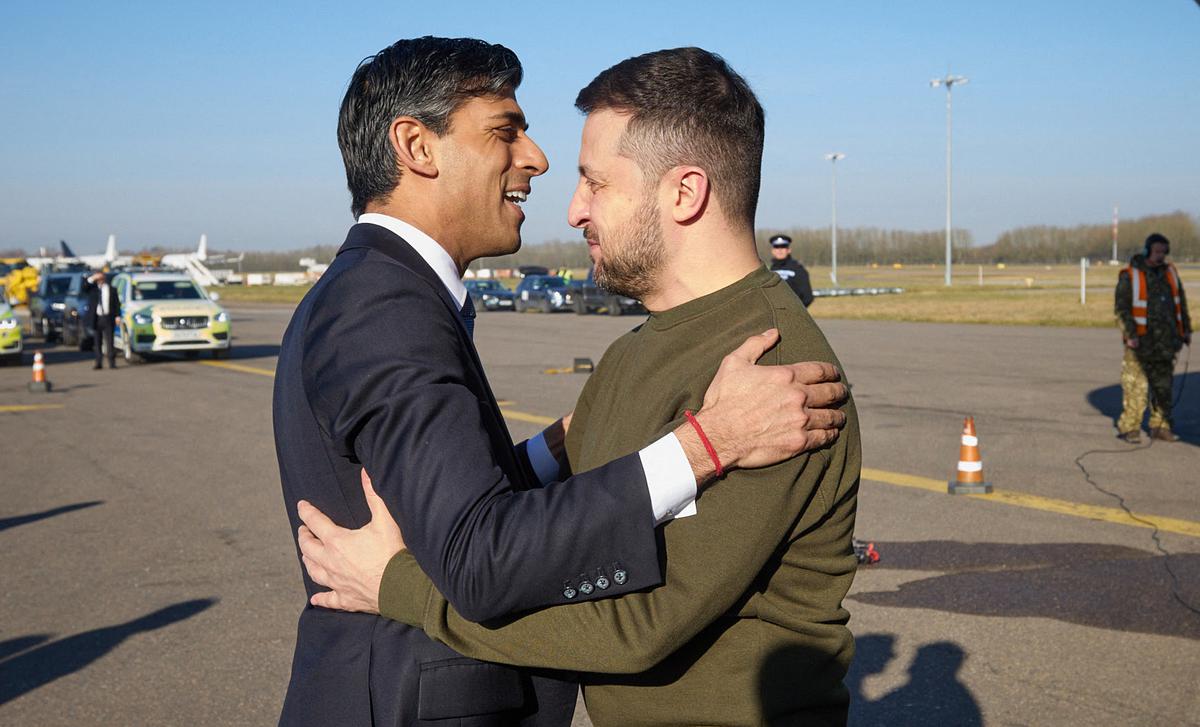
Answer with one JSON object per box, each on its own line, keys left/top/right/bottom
{"left": 666, "top": 166, "right": 709, "bottom": 224}
{"left": 389, "top": 117, "right": 439, "bottom": 178}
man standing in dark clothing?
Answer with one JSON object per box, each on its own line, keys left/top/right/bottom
{"left": 87, "top": 270, "right": 120, "bottom": 369}
{"left": 1115, "top": 233, "right": 1191, "bottom": 442}
{"left": 769, "top": 234, "right": 814, "bottom": 306}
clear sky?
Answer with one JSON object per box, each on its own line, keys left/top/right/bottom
{"left": 2, "top": 1, "right": 1197, "bottom": 255}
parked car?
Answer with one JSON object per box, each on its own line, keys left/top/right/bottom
{"left": 0, "top": 293, "right": 23, "bottom": 365}
{"left": 517, "top": 265, "right": 550, "bottom": 278}
{"left": 571, "top": 267, "right": 645, "bottom": 316}
{"left": 61, "top": 273, "right": 97, "bottom": 350}
{"left": 464, "top": 279, "right": 515, "bottom": 311}
{"left": 28, "top": 271, "right": 86, "bottom": 342}
{"left": 111, "top": 271, "right": 231, "bottom": 362}
{"left": 514, "top": 275, "right": 573, "bottom": 313}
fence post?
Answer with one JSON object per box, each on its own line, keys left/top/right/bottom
{"left": 1080, "top": 258, "right": 1087, "bottom": 305}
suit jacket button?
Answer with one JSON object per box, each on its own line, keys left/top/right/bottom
{"left": 579, "top": 581, "right": 594, "bottom": 595}
{"left": 563, "top": 587, "right": 577, "bottom": 600}
{"left": 613, "top": 569, "right": 627, "bottom": 585}
{"left": 595, "top": 576, "right": 610, "bottom": 590}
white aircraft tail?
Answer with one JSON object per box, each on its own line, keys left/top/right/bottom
{"left": 105, "top": 234, "right": 118, "bottom": 263}
{"left": 197, "top": 234, "right": 208, "bottom": 262}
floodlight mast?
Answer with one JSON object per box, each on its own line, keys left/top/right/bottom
{"left": 824, "top": 153, "right": 846, "bottom": 287}
{"left": 931, "top": 73, "right": 968, "bottom": 286}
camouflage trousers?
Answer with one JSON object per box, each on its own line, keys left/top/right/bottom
{"left": 1117, "top": 347, "right": 1176, "bottom": 433}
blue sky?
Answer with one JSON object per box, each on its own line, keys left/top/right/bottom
{"left": 1, "top": 1, "right": 1197, "bottom": 255}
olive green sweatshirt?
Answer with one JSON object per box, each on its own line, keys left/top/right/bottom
{"left": 379, "top": 266, "right": 861, "bottom": 726}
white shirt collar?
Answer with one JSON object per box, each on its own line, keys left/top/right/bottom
{"left": 357, "top": 213, "right": 466, "bottom": 307}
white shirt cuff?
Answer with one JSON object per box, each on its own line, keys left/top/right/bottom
{"left": 640, "top": 433, "right": 698, "bottom": 525}
{"left": 525, "top": 430, "right": 563, "bottom": 486}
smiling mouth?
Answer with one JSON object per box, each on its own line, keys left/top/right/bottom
{"left": 503, "top": 190, "right": 528, "bottom": 204}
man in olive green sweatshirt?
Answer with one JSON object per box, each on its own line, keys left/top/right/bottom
{"left": 299, "top": 47, "right": 860, "bottom": 726}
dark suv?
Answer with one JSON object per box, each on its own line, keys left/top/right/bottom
{"left": 572, "top": 267, "right": 644, "bottom": 316}
{"left": 514, "top": 275, "right": 573, "bottom": 313}
{"left": 28, "top": 271, "right": 87, "bottom": 342}
{"left": 465, "top": 279, "right": 515, "bottom": 311}
{"left": 61, "top": 274, "right": 98, "bottom": 350}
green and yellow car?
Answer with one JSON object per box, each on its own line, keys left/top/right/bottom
{"left": 0, "top": 295, "right": 24, "bottom": 366}
{"left": 112, "top": 272, "right": 231, "bottom": 362}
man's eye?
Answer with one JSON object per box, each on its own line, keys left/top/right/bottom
{"left": 497, "top": 127, "right": 519, "bottom": 141}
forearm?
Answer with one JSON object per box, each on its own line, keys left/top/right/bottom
{"left": 379, "top": 455, "right": 824, "bottom": 673}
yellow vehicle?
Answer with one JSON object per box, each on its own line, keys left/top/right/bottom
{"left": 0, "top": 293, "right": 24, "bottom": 365}
{"left": 0, "top": 260, "right": 39, "bottom": 306}
{"left": 111, "top": 271, "right": 231, "bottom": 362}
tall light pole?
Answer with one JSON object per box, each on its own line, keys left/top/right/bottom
{"left": 824, "top": 152, "right": 845, "bottom": 287}
{"left": 930, "top": 72, "right": 967, "bottom": 286}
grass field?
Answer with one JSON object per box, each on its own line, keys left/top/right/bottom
{"left": 214, "top": 262, "right": 1197, "bottom": 329}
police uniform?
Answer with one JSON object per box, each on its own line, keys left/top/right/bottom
{"left": 1114, "top": 234, "right": 1192, "bottom": 441}
{"left": 768, "top": 235, "right": 814, "bottom": 307}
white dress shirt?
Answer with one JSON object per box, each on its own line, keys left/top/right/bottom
{"left": 357, "top": 213, "right": 697, "bottom": 524}
{"left": 99, "top": 283, "right": 111, "bottom": 316}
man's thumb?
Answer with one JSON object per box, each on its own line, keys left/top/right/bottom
{"left": 730, "top": 329, "right": 779, "bottom": 365}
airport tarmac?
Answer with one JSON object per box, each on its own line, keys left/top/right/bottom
{"left": 1, "top": 303, "right": 1197, "bottom": 726}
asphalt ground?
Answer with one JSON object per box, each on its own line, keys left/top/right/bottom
{"left": 1, "top": 302, "right": 1197, "bottom": 726}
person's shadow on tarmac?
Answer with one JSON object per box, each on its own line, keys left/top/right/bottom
{"left": 0, "top": 598, "right": 217, "bottom": 705}
{"left": 845, "top": 634, "right": 981, "bottom": 727}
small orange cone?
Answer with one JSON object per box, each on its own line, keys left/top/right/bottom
{"left": 28, "top": 350, "right": 52, "bottom": 393}
{"left": 948, "top": 416, "right": 991, "bottom": 494}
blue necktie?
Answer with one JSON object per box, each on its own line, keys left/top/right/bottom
{"left": 460, "top": 295, "right": 476, "bottom": 340}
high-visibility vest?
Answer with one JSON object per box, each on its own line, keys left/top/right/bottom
{"left": 1126, "top": 262, "right": 1185, "bottom": 337}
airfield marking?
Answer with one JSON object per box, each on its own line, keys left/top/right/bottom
{"left": 500, "top": 408, "right": 557, "bottom": 426}
{"left": 190, "top": 357, "right": 1198, "bottom": 537}
{"left": 199, "top": 360, "right": 276, "bottom": 377}
{"left": 0, "top": 404, "right": 64, "bottom": 413}
{"left": 199, "top": 359, "right": 558, "bottom": 425}
{"left": 861, "top": 467, "right": 1200, "bottom": 539}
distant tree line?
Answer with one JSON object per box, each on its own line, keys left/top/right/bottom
{"left": 468, "top": 239, "right": 593, "bottom": 272}
{"left": 233, "top": 245, "right": 341, "bottom": 272}
{"left": 961, "top": 211, "right": 1198, "bottom": 264}
{"left": 753, "top": 227, "right": 974, "bottom": 266}
{"left": 6, "top": 211, "right": 1195, "bottom": 269}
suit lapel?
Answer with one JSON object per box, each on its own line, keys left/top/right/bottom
{"left": 336, "top": 224, "right": 514, "bottom": 447}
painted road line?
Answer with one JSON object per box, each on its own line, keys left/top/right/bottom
{"left": 198, "top": 362, "right": 558, "bottom": 428}
{"left": 0, "top": 404, "right": 65, "bottom": 413}
{"left": 500, "top": 408, "right": 557, "bottom": 426}
{"left": 199, "top": 360, "right": 276, "bottom": 377}
{"left": 861, "top": 467, "right": 1200, "bottom": 539}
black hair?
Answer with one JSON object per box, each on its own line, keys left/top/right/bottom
{"left": 575, "top": 47, "right": 765, "bottom": 228}
{"left": 337, "top": 36, "right": 523, "bottom": 217}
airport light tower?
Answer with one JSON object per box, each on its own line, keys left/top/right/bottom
{"left": 930, "top": 72, "right": 968, "bottom": 286}
{"left": 824, "top": 153, "right": 845, "bottom": 288}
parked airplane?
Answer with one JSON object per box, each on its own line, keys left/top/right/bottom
{"left": 25, "top": 235, "right": 131, "bottom": 269}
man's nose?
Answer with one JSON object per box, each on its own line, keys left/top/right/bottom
{"left": 519, "top": 136, "right": 549, "bottom": 177}
{"left": 567, "top": 182, "right": 589, "bottom": 229}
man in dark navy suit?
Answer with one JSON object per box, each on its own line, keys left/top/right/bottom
{"left": 274, "top": 37, "right": 848, "bottom": 726}
{"left": 86, "top": 270, "right": 121, "bottom": 369}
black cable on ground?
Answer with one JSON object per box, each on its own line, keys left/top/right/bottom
{"left": 1073, "top": 344, "right": 1197, "bottom": 615}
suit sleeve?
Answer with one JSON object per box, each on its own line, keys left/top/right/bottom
{"left": 377, "top": 420, "right": 857, "bottom": 673}
{"left": 302, "top": 260, "right": 662, "bottom": 622}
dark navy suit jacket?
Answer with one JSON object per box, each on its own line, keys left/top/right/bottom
{"left": 274, "top": 223, "right": 662, "bottom": 725}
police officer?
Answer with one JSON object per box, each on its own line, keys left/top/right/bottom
{"left": 1114, "top": 232, "right": 1192, "bottom": 442}
{"left": 768, "top": 235, "right": 814, "bottom": 307}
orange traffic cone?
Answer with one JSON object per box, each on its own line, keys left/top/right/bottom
{"left": 948, "top": 416, "right": 991, "bottom": 494}
{"left": 28, "top": 350, "right": 52, "bottom": 393}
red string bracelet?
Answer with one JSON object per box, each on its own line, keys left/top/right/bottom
{"left": 684, "top": 410, "right": 724, "bottom": 478}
